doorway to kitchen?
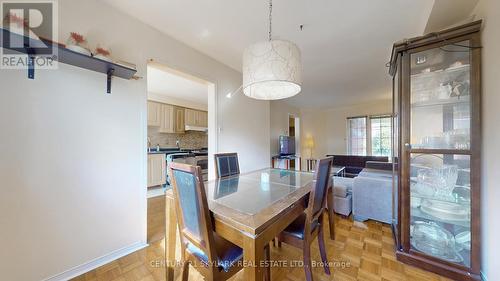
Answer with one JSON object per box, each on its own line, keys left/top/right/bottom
{"left": 146, "top": 60, "right": 216, "bottom": 242}
{"left": 146, "top": 61, "right": 215, "bottom": 196}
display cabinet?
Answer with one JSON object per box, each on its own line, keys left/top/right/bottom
{"left": 389, "top": 21, "right": 481, "bottom": 281}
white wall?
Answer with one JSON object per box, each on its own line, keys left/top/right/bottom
{"left": 0, "top": 0, "right": 270, "bottom": 280}
{"left": 300, "top": 109, "right": 328, "bottom": 159}
{"left": 270, "top": 101, "right": 300, "bottom": 156}
{"left": 469, "top": 1, "right": 500, "bottom": 280}
{"left": 216, "top": 91, "right": 270, "bottom": 173}
{"left": 0, "top": 63, "right": 146, "bottom": 281}
{"left": 300, "top": 100, "right": 392, "bottom": 159}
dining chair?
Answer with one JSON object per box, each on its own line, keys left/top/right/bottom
{"left": 169, "top": 162, "right": 244, "bottom": 281}
{"left": 213, "top": 153, "right": 273, "bottom": 279}
{"left": 277, "top": 157, "right": 333, "bottom": 281}
{"left": 214, "top": 152, "right": 240, "bottom": 178}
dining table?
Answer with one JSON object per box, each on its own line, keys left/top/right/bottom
{"left": 165, "top": 167, "right": 339, "bottom": 281}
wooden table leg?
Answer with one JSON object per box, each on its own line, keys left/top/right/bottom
{"left": 165, "top": 196, "right": 178, "bottom": 281}
{"left": 243, "top": 237, "right": 265, "bottom": 281}
{"left": 327, "top": 187, "right": 335, "bottom": 240}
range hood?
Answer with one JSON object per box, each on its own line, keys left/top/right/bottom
{"left": 185, "top": 125, "right": 208, "bottom": 132}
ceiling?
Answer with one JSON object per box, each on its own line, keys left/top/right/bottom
{"left": 424, "top": 0, "right": 479, "bottom": 33}
{"left": 104, "top": 0, "right": 469, "bottom": 108}
{"left": 147, "top": 63, "right": 209, "bottom": 106}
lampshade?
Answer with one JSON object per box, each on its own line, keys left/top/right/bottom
{"left": 305, "top": 136, "right": 315, "bottom": 148}
{"left": 242, "top": 40, "right": 302, "bottom": 100}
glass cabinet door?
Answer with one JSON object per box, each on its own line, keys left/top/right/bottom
{"left": 409, "top": 154, "right": 471, "bottom": 266}
{"left": 410, "top": 41, "right": 471, "bottom": 150}
{"left": 409, "top": 41, "right": 472, "bottom": 267}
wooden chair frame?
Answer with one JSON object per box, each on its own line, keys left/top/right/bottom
{"left": 169, "top": 162, "right": 243, "bottom": 281}
{"left": 277, "top": 157, "right": 333, "bottom": 281}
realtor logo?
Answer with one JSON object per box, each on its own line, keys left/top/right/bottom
{"left": 1, "top": 1, "right": 58, "bottom": 70}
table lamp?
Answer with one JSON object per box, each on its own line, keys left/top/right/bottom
{"left": 305, "top": 136, "right": 315, "bottom": 159}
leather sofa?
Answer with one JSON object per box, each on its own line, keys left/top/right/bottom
{"left": 326, "top": 155, "right": 389, "bottom": 178}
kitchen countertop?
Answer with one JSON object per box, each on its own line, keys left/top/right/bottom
{"left": 147, "top": 147, "right": 180, "bottom": 155}
{"left": 147, "top": 148, "right": 208, "bottom": 155}
{"left": 148, "top": 151, "right": 171, "bottom": 155}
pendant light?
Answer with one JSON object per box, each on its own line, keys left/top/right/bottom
{"left": 242, "top": 0, "right": 302, "bottom": 100}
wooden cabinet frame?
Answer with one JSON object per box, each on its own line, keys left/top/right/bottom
{"left": 174, "top": 107, "right": 185, "bottom": 133}
{"left": 147, "top": 101, "right": 161, "bottom": 127}
{"left": 390, "top": 20, "right": 482, "bottom": 281}
{"left": 148, "top": 100, "right": 206, "bottom": 133}
{"left": 147, "top": 153, "right": 166, "bottom": 187}
{"left": 159, "top": 104, "right": 175, "bottom": 133}
{"left": 185, "top": 108, "right": 208, "bottom": 127}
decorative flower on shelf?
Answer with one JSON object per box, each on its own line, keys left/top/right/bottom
{"left": 3, "top": 13, "right": 42, "bottom": 40}
{"left": 95, "top": 47, "right": 110, "bottom": 57}
{"left": 5, "top": 12, "right": 27, "bottom": 28}
{"left": 69, "top": 32, "right": 86, "bottom": 45}
{"left": 93, "top": 45, "right": 113, "bottom": 62}
{"left": 66, "top": 32, "right": 91, "bottom": 56}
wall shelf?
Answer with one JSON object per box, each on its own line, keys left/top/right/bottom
{"left": 1, "top": 28, "right": 137, "bottom": 93}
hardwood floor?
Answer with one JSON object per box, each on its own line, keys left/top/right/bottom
{"left": 147, "top": 195, "right": 165, "bottom": 243}
{"left": 72, "top": 196, "right": 452, "bottom": 281}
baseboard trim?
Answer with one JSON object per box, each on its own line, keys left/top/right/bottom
{"left": 43, "top": 241, "right": 148, "bottom": 281}
{"left": 481, "top": 271, "right": 488, "bottom": 281}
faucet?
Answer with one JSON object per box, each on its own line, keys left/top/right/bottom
{"left": 176, "top": 139, "right": 180, "bottom": 149}
{"left": 147, "top": 137, "right": 151, "bottom": 152}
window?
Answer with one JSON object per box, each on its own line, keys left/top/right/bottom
{"left": 370, "top": 116, "right": 392, "bottom": 157}
{"left": 347, "top": 117, "right": 367, "bottom": 156}
{"left": 347, "top": 115, "right": 392, "bottom": 157}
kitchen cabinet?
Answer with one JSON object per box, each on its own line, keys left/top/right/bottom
{"left": 174, "top": 107, "right": 185, "bottom": 133}
{"left": 185, "top": 108, "right": 208, "bottom": 127}
{"left": 147, "top": 101, "right": 161, "bottom": 127}
{"left": 159, "top": 104, "right": 175, "bottom": 133}
{"left": 197, "top": 110, "right": 208, "bottom": 127}
{"left": 147, "top": 153, "right": 166, "bottom": 187}
{"left": 185, "top": 108, "right": 197, "bottom": 126}
{"left": 389, "top": 21, "right": 481, "bottom": 281}
{"left": 151, "top": 101, "right": 206, "bottom": 132}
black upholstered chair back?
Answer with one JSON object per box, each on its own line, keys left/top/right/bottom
{"left": 276, "top": 157, "right": 334, "bottom": 281}
{"left": 214, "top": 153, "right": 240, "bottom": 178}
{"left": 306, "top": 157, "right": 333, "bottom": 232}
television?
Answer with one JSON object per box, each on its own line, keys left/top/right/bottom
{"left": 279, "top": 135, "right": 296, "bottom": 156}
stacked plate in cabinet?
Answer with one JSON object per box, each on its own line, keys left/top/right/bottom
{"left": 410, "top": 221, "right": 463, "bottom": 263}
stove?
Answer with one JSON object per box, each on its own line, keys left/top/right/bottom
{"left": 194, "top": 152, "right": 208, "bottom": 181}
{"left": 168, "top": 149, "right": 209, "bottom": 182}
